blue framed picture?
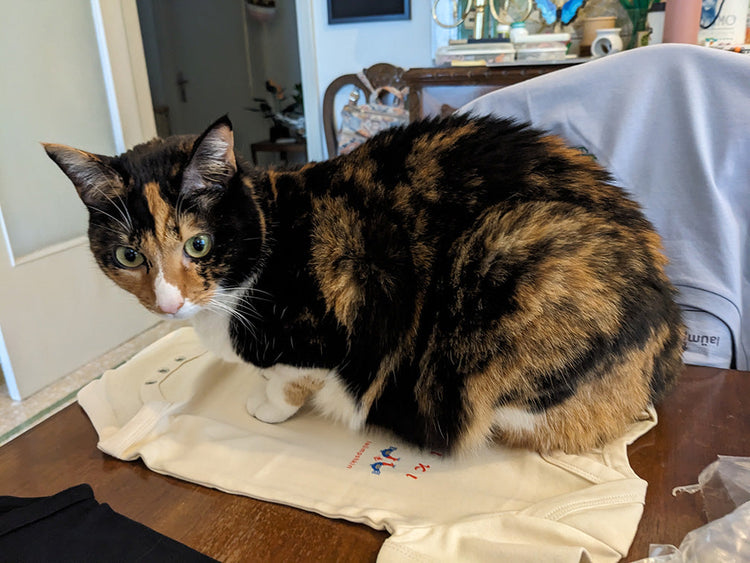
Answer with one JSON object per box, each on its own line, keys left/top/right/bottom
{"left": 327, "top": 0, "right": 411, "bottom": 24}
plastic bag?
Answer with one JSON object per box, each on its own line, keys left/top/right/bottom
{"left": 642, "top": 502, "right": 750, "bottom": 562}
{"left": 634, "top": 456, "right": 750, "bottom": 563}
{"left": 673, "top": 455, "right": 750, "bottom": 521}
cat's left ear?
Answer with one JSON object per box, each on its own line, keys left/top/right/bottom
{"left": 183, "top": 115, "right": 237, "bottom": 193}
{"left": 42, "top": 143, "right": 122, "bottom": 208}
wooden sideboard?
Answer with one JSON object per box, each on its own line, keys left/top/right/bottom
{"left": 403, "top": 60, "right": 585, "bottom": 120}
{"left": 1, "top": 365, "right": 747, "bottom": 561}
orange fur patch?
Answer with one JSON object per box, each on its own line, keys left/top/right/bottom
{"left": 310, "top": 196, "right": 367, "bottom": 329}
{"left": 284, "top": 375, "right": 325, "bottom": 407}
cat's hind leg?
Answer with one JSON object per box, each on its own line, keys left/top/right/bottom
{"left": 247, "top": 365, "right": 325, "bottom": 423}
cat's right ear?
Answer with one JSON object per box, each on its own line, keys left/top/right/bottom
{"left": 42, "top": 144, "right": 122, "bottom": 208}
{"left": 182, "top": 116, "right": 237, "bottom": 195}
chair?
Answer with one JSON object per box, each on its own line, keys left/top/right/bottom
{"left": 460, "top": 44, "right": 750, "bottom": 370}
{"left": 322, "top": 63, "right": 407, "bottom": 159}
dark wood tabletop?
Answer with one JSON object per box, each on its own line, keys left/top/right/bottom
{"left": 1, "top": 364, "right": 747, "bottom": 562}
{"left": 403, "top": 61, "right": 585, "bottom": 120}
{"left": 250, "top": 139, "right": 307, "bottom": 165}
{"left": 625, "top": 365, "right": 749, "bottom": 559}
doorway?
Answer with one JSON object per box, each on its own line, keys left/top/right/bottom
{"left": 136, "top": 0, "right": 304, "bottom": 164}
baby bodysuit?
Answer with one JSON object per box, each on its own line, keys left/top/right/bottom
{"left": 78, "top": 327, "right": 655, "bottom": 562}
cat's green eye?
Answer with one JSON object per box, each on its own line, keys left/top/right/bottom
{"left": 114, "top": 246, "right": 145, "bottom": 268}
{"left": 184, "top": 234, "right": 213, "bottom": 259}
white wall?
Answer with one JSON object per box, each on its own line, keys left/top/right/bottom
{"left": 295, "top": 0, "right": 434, "bottom": 161}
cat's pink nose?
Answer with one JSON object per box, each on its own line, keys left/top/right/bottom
{"left": 154, "top": 273, "right": 184, "bottom": 315}
{"left": 157, "top": 296, "right": 184, "bottom": 314}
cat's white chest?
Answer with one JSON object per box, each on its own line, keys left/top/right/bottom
{"left": 191, "top": 309, "right": 244, "bottom": 364}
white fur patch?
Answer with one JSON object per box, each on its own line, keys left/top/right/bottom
{"left": 493, "top": 406, "right": 542, "bottom": 434}
{"left": 312, "top": 371, "right": 365, "bottom": 431}
{"left": 154, "top": 270, "right": 183, "bottom": 314}
{"left": 247, "top": 364, "right": 317, "bottom": 423}
{"left": 192, "top": 308, "right": 244, "bottom": 364}
{"left": 170, "top": 299, "right": 201, "bottom": 320}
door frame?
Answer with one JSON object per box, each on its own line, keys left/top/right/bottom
{"left": 294, "top": 0, "right": 324, "bottom": 161}
{"left": 93, "top": 0, "right": 156, "bottom": 153}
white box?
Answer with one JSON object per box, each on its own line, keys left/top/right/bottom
{"left": 435, "top": 42, "right": 516, "bottom": 66}
{"left": 698, "top": 0, "right": 749, "bottom": 47}
{"left": 513, "top": 33, "right": 570, "bottom": 61}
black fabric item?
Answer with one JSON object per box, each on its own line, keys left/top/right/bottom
{"left": 0, "top": 484, "right": 216, "bottom": 562}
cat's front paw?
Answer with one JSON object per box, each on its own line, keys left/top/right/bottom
{"left": 246, "top": 388, "right": 298, "bottom": 424}
{"left": 253, "top": 401, "right": 298, "bottom": 424}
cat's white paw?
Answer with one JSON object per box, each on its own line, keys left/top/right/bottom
{"left": 246, "top": 375, "right": 299, "bottom": 424}
{"left": 245, "top": 389, "right": 268, "bottom": 417}
{"left": 246, "top": 364, "right": 329, "bottom": 424}
{"left": 258, "top": 367, "right": 273, "bottom": 381}
{"left": 252, "top": 401, "right": 298, "bottom": 424}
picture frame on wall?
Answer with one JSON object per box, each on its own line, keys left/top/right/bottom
{"left": 327, "top": 0, "right": 411, "bottom": 24}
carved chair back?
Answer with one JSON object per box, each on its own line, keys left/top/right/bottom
{"left": 322, "top": 63, "right": 407, "bottom": 158}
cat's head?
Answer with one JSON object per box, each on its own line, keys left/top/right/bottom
{"left": 44, "top": 116, "right": 268, "bottom": 320}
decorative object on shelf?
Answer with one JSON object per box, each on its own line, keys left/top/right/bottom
{"left": 432, "top": 0, "right": 533, "bottom": 39}
{"left": 510, "top": 20, "right": 529, "bottom": 41}
{"left": 248, "top": 80, "right": 305, "bottom": 141}
{"left": 581, "top": 15, "right": 616, "bottom": 56}
{"left": 536, "top": 0, "right": 587, "bottom": 26}
{"left": 432, "top": 0, "right": 489, "bottom": 39}
{"left": 490, "top": 0, "right": 534, "bottom": 24}
{"left": 337, "top": 73, "right": 408, "bottom": 155}
{"left": 432, "top": 0, "right": 474, "bottom": 28}
{"left": 513, "top": 32, "right": 571, "bottom": 59}
{"left": 620, "top": 0, "right": 652, "bottom": 48}
{"left": 646, "top": 2, "right": 666, "bottom": 44}
{"left": 245, "top": 0, "right": 276, "bottom": 23}
{"left": 435, "top": 41, "right": 516, "bottom": 66}
{"left": 591, "top": 27, "right": 623, "bottom": 55}
{"left": 663, "top": 0, "right": 701, "bottom": 43}
{"left": 698, "top": 0, "right": 748, "bottom": 47}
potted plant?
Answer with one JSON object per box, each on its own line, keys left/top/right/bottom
{"left": 248, "top": 80, "right": 305, "bottom": 142}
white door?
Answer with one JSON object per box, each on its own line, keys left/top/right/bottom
{"left": 0, "top": 0, "right": 156, "bottom": 400}
{"left": 137, "top": 0, "right": 258, "bottom": 153}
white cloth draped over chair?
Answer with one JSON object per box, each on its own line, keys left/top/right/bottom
{"left": 461, "top": 44, "right": 750, "bottom": 370}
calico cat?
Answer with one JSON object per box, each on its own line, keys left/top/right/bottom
{"left": 44, "top": 114, "right": 684, "bottom": 454}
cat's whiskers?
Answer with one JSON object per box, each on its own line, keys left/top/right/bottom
{"left": 213, "top": 293, "right": 264, "bottom": 324}
{"left": 206, "top": 302, "right": 254, "bottom": 330}
{"left": 90, "top": 183, "right": 133, "bottom": 231}
{"left": 204, "top": 298, "right": 257, "bottom": 339}
{"left": 94, "top": 222, "right": 129, "bottom": 238}
{"left": 87, "top": 205, "right": 131, "bottom": 236}
{"left": 175, "top": 192, "right": 201, "bottom": 224}
{"left": 214, "top": 284, "right": 274, "bottom": 304}
{"left": 208, "top": 287, "right": 268, "bottom": 334}
{"left": 175, "top": 189, "right": 189, "bottom": 222}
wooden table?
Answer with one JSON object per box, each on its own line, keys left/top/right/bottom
{"left": 250, "top": 140, "right": 307, "bottom": 165}
{"left": 403, "top": 61, "right": 585, "bottom": 120}
{"left": 1, "top": 365, "right": 747, "bottom": 562}
{"left": 626, "top": 365, "right": 749, "bottom": 559}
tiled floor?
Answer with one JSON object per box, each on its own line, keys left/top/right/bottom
{"left": 0, "top": 322, "right": 185, "bottom": 446}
